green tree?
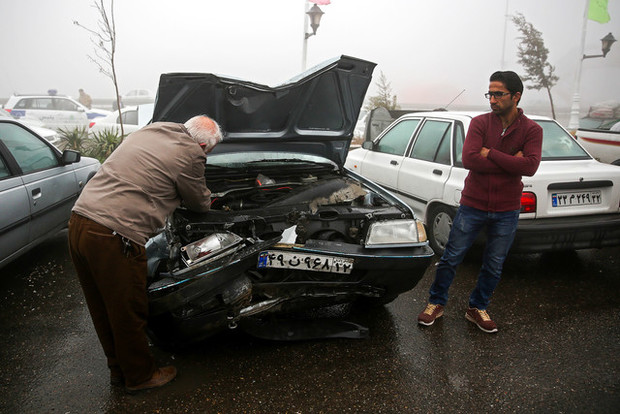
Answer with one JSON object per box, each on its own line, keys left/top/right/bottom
{"left": 364, "top": 71, "right": 400, "bottom": 111}
{"left": 512, "top": 12, "right": 559, "bottom": 119}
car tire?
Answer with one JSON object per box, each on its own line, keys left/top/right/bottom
{"left": 428, "top": 205, "right": 456, "bottom": 256}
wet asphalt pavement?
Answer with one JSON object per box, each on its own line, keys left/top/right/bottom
{"left": 0, "top": 230, "right": 618, "bottom": 413}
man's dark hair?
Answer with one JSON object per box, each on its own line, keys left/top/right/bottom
{"left": 490, "top": 71, "right": 523, "bottom": 103}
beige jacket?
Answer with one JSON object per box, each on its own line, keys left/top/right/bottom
{"left": 73, "top": 122, "right": 211, "bottom": 244}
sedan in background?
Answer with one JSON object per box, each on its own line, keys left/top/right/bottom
{"left": 576, "top": 118, "right": 620, "bottom": 166}
{"left": 88, "top": 103, "right": 154, "bottom": 136}
{"left": 4, "top": 94, "right": 110, "bottom": 131}
{"left": 346, "top": 111, "right": 620, "bottom": 255}
{"left": 0, "top": 118, "right": 101, "bottom": 268}
{"left": 121, "top": 89, "right": 155, "bottom": 106}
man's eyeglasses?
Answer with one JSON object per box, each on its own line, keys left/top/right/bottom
{"left": 484, "top": 91, "right": 511, "bottom": 99}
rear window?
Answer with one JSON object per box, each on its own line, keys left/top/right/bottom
{"left": 536, "top": 120, "right": 590, "bottom": 160}
{"left": 122, "top": 110, "right": 138, "bottom": 125}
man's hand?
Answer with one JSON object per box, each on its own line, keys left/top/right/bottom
{"left": 480, "top": 147, "right": 490, "bottom": 158}
{"left": 515, "top": 151, "right": 523, "bottom": 157}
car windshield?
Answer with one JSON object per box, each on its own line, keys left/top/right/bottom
{"left": 579, "top": 117, "right": 620, "bottom": 130}
{"left": 596, "top": 118, "right": 620, "bottom": 130}
{"left": 536, "top": 120, "right": 590, "bottom": 160}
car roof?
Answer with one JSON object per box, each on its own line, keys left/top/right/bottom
{"left": 394, "top": 110, "right": 553, "bottom": 123}
{"left": 9, "top": 94, "right": 73, "bottom": 98}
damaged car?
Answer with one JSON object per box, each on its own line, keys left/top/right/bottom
{"left": 145, "top": 56, "right": 434, "bottom": 346}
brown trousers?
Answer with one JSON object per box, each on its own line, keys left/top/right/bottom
{"left": 67, "top": 213, "right": 156, "bottom": 386}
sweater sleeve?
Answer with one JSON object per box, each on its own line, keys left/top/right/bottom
{"left": 176, "top": 149, "right": 212, "bottom": 212}
{"left": 462, "top": 116, "right": 506, "bottom": 174}
{"left": 487, "top": 122, "right": 543, "bottom": 177}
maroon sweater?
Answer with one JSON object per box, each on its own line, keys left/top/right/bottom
{"left": 460, "top": 109, "right": 543, "bottom": 212}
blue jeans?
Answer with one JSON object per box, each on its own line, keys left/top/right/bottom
{"left": 429, "top": 205, "right": 520, "bottom": 310}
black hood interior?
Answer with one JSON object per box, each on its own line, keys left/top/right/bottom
{"left": 151, "top": 56, "right": 376, "bottom": 167}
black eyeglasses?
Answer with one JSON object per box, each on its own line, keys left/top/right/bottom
{"left": 484, "top": 91, "right": 511, "bottom": 99}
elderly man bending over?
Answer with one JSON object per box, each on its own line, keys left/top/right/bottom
{"left": 68, "top": 115, "right": 222, "bottom": 392}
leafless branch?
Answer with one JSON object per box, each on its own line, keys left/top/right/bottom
{"left": 74, "top": 0, "right": 124, "bottom": 138}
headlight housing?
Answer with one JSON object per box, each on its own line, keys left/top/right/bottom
{"left": 364, "top": 219, "right": 427, "bottom": 248}
{"left": 181, "top": 232, "right": 244, "bottom": 266}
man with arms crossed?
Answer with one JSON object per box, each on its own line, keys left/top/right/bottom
{"left": 417, "top": 71, "right": 543, "bottom": 333}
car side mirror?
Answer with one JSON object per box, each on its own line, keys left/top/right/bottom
{"left": 362, "top": 140, "right": 374, "bottom": 150}
{"left": 62, "top": 149, "right": 81, "bottom": 165}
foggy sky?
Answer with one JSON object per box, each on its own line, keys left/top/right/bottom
{"left": 1, "top": 0, "right": 618, "bottom": 121}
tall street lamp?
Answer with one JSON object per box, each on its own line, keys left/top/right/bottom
{"left": 568, "top": 32, "right": 616, "bottom": 130}
{"left": 301, "top": 3, "right": 325, "bottom": 71}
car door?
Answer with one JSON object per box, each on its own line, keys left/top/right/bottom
{"left": 21, "top": 97, "right": 61, "bottom": 130}
{"left": 0, "top": 146, "right": 30, "bottom": 266}
{"left": 396, "top": 118, "right": 467, "bottom": 221}
{"left": 357, "top": 118, "right": 421, "bottom": 190}
{"left": 395, "top": 118, "right": 453, "bottom": 218}
{"left": 0, "top": 122, "right": 79, "bottom": 248}
{"left": 53, "top": 97, "right": 88, "bottom": 129}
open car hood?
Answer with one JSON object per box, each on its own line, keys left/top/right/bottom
{"left": 151, "top": 55, "right": 376, "bottom": 168}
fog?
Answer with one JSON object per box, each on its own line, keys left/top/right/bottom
{"left": 1, "top": 0, "right": 618, "bottom": 123}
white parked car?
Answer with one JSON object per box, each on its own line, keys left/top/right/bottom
{"left": 88, "top": 104, "right": 154, "bottom": 136}
{"left": 575, "top": 118, "right": 620, "bottom": 165}
{"left": 121, "top": 89, "right": 155, "bottom": 106}
{"left": 3, "top": 94, "right": 110, "bottom": 131}
{"left": 345, "top": 111, "right": 620, "bottom": 255}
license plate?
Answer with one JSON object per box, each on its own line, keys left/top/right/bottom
{"left": 257, "top": 251, "right": 354, "bottom": 274}
{"left": 551, "top": 190, "right": 601, "bottom": 207}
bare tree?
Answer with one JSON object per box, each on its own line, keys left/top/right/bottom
{"left": 364, "top": 71, "right": 400, "bottom": 112}
{"left": 74, "top": 0, "right": 124, "bottom": 138}
{"left": 512, "top": 12, "right": 559, "bottom": 119}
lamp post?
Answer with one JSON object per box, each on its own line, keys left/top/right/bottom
{"left": 567, "top": 32, "right": 616, "bottom": 130}
{"left": 301, "top": 3, "right": 325, "bottom": 71}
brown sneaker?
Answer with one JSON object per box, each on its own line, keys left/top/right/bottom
{"left": 417, "top": 303, "right": 444, "bottom": 326}
{"left": 465, "top": 308, "right": 498, "bottom": 333}
{"left": 125, "top": 366, "right": 177, "bottom": 393}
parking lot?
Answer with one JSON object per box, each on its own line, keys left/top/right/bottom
{"left": 0, "top": 231, "right": 618, "bottom": 413}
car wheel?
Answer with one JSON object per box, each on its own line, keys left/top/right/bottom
{"left": 428, "top": 205, "right": 455, "bottom": 256}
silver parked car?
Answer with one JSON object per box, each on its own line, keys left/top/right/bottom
{"left": 0, "top": 118, "right": 101, "bottom": 268}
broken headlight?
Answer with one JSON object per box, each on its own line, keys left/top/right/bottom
{"left": 181, "top": 232, "right": 244, "bottom": 267}
{"left": 364, "top": 219, "right": 427, "bottom": 248}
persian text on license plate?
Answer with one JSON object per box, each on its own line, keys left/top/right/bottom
{"left": 552, "top": 190, "right": 601, "bottom": 207}
{"left": 257, "top": 251, "right": 354, "bottom": 274}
